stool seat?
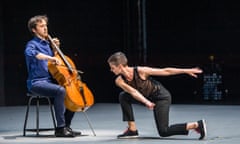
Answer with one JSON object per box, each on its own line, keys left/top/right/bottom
{"left": 23, "top": 93, "right": 56, "bottom": 136}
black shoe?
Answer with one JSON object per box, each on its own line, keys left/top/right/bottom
{"left": 117, "top": 128, "right": 139, "bottom": 139}
{"left": 66, "top": 127, "right": 82, "bottom": 136}
{"left": 55, "top": 127, "right": 75, "bottom": 137}
{"left": 197, "top": 119, "right": 207, "bottom": 140}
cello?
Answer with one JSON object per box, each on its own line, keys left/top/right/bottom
{"left": 47, "top": 35, "right": 94, "bottom": 112}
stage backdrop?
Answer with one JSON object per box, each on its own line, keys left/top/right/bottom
{"left": 1, "top": 0, "right": 240, "bottom": 106}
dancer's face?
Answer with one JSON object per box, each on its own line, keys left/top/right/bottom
{"left": 109, "top": 63, "right": 121, "bottom": 75}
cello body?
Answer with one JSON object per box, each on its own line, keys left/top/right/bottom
{"left": 48, "top": 36, "right": 94, "bottom": 112}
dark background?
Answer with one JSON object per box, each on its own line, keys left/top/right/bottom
{"left": 0, "top": 0, "right": 240, "bottom": 106}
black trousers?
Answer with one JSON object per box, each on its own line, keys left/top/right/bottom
{"left": 119, "top": 91, "right": 189, "bottom": 137}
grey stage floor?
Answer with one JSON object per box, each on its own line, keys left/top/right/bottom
{"left": 0, "top": 103, "right": 240, "bottom": 144}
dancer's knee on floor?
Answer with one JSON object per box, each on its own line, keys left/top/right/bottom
{"left": 158, "top": 129, "right": 169, "bottom": 137}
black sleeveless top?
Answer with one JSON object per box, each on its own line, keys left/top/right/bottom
{"left": 122, "top": 67, "right": 170, "bottom": 101}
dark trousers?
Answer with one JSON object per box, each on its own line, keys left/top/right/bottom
{"left": 119, "top": 91, "right": 189, "bottom": 137}
{"left": 30, "top": 80, "right": 75, "bottom": 128}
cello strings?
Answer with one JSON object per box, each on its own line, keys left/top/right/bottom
{"left": 54, "top": 64, "right": 84, "bottom": 74}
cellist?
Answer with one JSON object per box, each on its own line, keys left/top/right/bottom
{"left": 24, "top": 15, "right": 81, "bottom": 137}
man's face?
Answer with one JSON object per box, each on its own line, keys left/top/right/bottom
{"left": 32, "top": 19, "right": 48, "bottom": 39}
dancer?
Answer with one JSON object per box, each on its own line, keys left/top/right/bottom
{"left": 107, "top": 51, "right": 207, "bottom": 140}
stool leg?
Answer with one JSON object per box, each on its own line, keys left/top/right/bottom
{"left": 23, "top": 96, "right": 33, "bottom": 136}
{"left": 36, "top": 97, "right": 40, "bottom": 136}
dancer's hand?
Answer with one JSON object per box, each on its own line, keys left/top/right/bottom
{"left": 145, "top": 101, "right": 155, "bottom": 110}
{"left": 185, "top": 67, "right": 203, "bottom": 78}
